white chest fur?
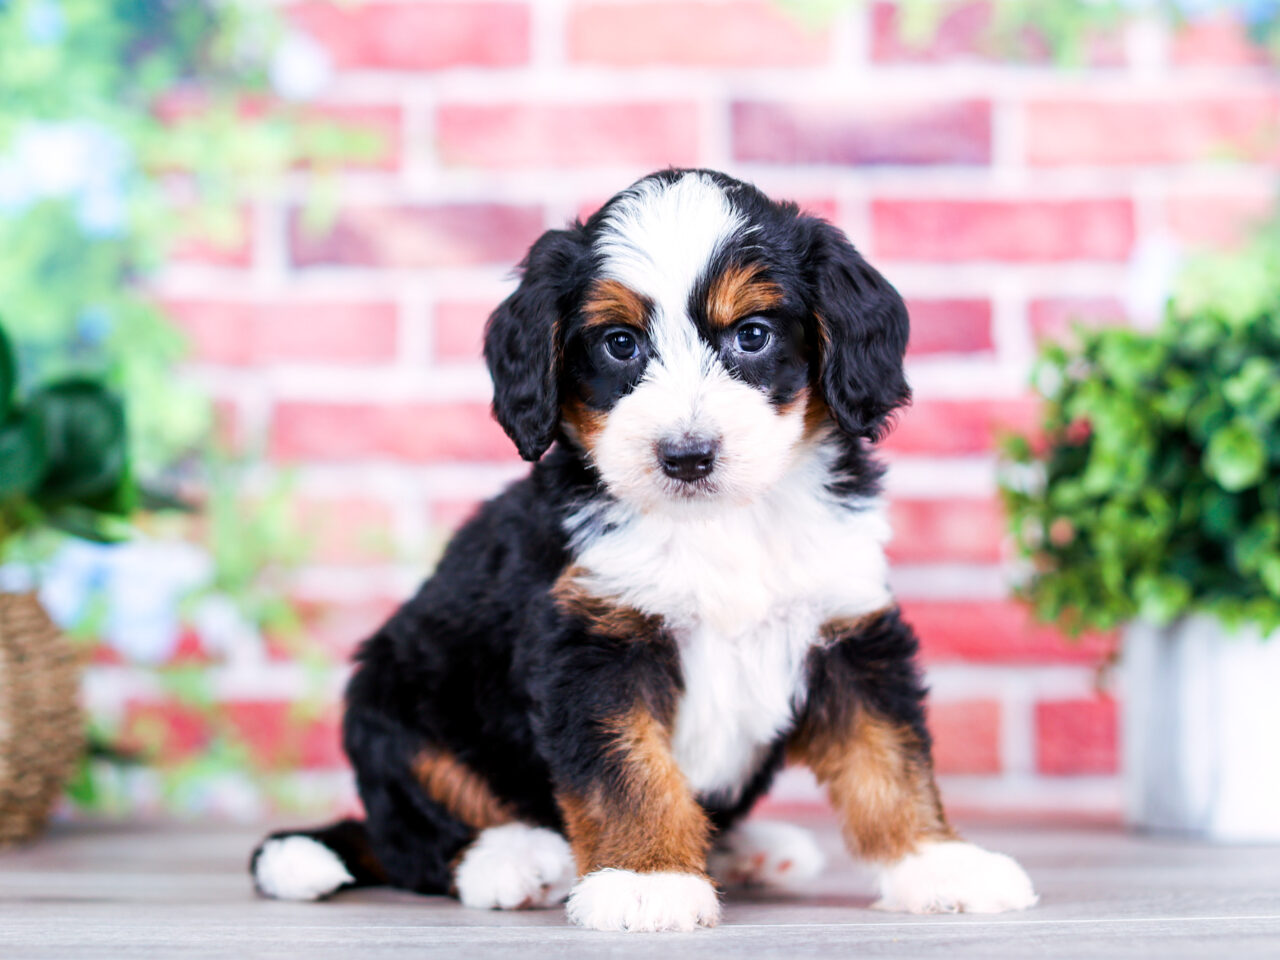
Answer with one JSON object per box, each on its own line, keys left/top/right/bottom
{"left": 568, "top": 452, "right": 893, "bottom": 800}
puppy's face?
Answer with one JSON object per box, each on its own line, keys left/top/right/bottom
{"left": 485, "top": 170, "right": 911, "bottom": 512}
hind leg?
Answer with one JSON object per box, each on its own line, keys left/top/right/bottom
{"left": 351, "top": 708, "right": 574, "bottom": 909}
{"left": 709, "top": 821, "right": 826, "bottom": 889}
{"left": 346, "top": 709, "right": 476, "bottom": 896}
{"left": 252, "top": 819, "right": 381, "bottom": 901}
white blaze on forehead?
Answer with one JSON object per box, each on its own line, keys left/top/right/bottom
{"left": 589, "top": 172, "right": 800, "bottom": 512}
{"left": 596, "top": 172, "right": 744, "bottom": 364}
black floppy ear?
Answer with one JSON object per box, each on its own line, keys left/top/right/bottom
{"left": 805, "top": 219, "right": 911, "bottom": 442}
{"left": 483, "top": 227, "right": 588, "bottom": 461}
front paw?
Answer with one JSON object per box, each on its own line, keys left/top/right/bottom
{"left": 875, "top": 841, "right": 1038, "bottom": 914}
{"left": 565, "top": 868, "right": 720, "bottom": 932}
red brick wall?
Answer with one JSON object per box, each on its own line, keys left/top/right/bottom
{"left": 150, "top": 0, "right": 1277, "bottom": 817}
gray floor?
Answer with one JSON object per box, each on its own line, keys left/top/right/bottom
{"left": 1, "top": 815, "right": 1278, "bottom": 959}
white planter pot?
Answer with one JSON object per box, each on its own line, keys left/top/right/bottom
{"left": 1123, "top": 616, "right": 1280, "bottom": 842}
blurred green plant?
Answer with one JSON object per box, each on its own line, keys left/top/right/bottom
{"left": 1001, "top": 222, "right": 1280, "bottom": 636}
{"left": 0, "top": 0, "right": 382, "bottom": 474}
{"left": 0, "top": 0, "right": 385, "bottom": 815}
{"left": 881, "top": 0, "right": 1280, "bottom": 65}
{"left": 0, "top": 321, "right": 143, "bottom": 546}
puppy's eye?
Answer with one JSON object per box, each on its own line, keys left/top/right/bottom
{"left": 604, "top": 330, "right": 639, "bottom": 362}
{"left": 735, "top": 322, "right": 771, "bottom": 354}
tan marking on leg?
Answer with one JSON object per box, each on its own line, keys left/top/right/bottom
{"left": 792, "top": 710, "right": 954, "bottom": 863}
{"left": 557, "top": 706, "right": 711, "bottom": 877}
{"left": 413, "top": 747, "right": 517, "bottom": 831}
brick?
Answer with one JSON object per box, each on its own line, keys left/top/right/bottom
{"left": 567, "top": 1, "right": 830, "bottom": 67}
{"left": 1172, "top": 11, "right": 1270, "bottom": 68}
{"left": 906, "top": 298, "right": 993, "bottom": 354}
{"left": 156, "top": 95, "right": 402, "bottom": 172}
{"left": 292, "top": 497, "right": 396, "bottom": 564}
{"left": 1027, "top": 97, "right": 1280, "bottom": 166}
{"left": 290, "top": 204, "right": 544, "bottom": 269}
{"left": 796, "top": 197, "right": 840, "bottom": 223}
{"left": 169, "top": 206, "right": 253, "bottom": 267}
{"left": 732, "top": 99, "right": 990, "bottom": 166}
{"left": 170, "top": 629, "right": 214, "bottom": 665}
{"left": 872, "top": 199, "right": 1135, "bottom": 262}
{"left": 888, "top": 496, "right": 1004, "bottom": 564}
{"left": 1028, "top": 297, "right": 1127, "bottom": 346}
{"left": 225, "top": 701, "right": 345, "bottom": 769}
{"left": 166, "top": 299, "right": 398, "bottom": 366}
{"left": 212, "top": 399, "right": 245, "bottom": 453}
{"left": 871, "top": 1, "right": 1010, "bottom": 62}
{"left": 271, "top": 402, "right": 518, "bottom": 463}
{"left": 882, "top": 397, "right": 1040, "bottom": 456}
{"left": 869, "top": 1, "right": 1123, "bottom": 66}
{"left": 278, "top": 595, "right": 402, "bottom": 660}
{"left": 302, "top": 104, "right": 403, "bottom": 172}
{"left": 901, "top": 600, "right": 1114, "bottom": 664}
{"left": 1166, "top": 189, "right": 1276, "bottom": 250}
{"left": 1036, "top": 697, "right": 1118, "bottom": 775}
{"left": 437, "top": 102, "right": 700, "bottom": 169}
{"left": 930, "top": 700, "right": 1001, "bottom": 774}
{"left": 435, "top": 301, "right": 493, "bottom": 362}
{"left": 287, "top": 2, "right": 530, "bottom": 71}
{"left": 123, "top": 701, "right": 210, "bottom": 761}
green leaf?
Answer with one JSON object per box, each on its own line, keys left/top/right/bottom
{"left": 44, "top": 506, "right": 133, "bottom": 544}
{"left": 0, "top": 411, "right": 47, "bottom": 497}
{"left": 1135, "top": 574, "right": 1192, "bottom": 625}
{"left": 1204, "top": 420, "right": 1267, "bottom": 492}
{"left": 0, "top": 323, "right": 14, "bottom": 420}
{"left": 28, "top": 379, "right": 128, "bottom": 505}
{"left": 1261, "top": 556, "right": 1280, "bottom": 599}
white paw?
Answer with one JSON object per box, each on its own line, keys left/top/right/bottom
{"left": 875, "top": 840, "right": 1038, "bottom": 914}
{"left": 253, "top": 836, "right": 354, "bottom": 901}
{"left": 709, "top": 820, "right": 825, "bottom": 888}
{"left": 565, "top": 868, "right": 720, "bottom": 932}
{"left": 454, "top": 823, "right": 575, "bottom": 910}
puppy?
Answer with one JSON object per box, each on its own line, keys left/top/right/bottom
{"left": 250, "top": 169, "right": 1037, "bottom": 931}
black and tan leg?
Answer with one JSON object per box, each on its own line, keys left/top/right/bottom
{"left": 536, "top": 578, "right": 720, "bottom": 932}
{"left": 792, "top": 608, "right": 1038, "bottom": 914}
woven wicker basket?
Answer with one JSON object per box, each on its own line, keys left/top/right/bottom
{"left": 0, "top": 591, "right": 83, "bottom": 845}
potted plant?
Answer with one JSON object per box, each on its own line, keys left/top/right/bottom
{"left": 0, "top": 321, "right": 143, "bottom": 843}
{"left": 1001, "top": 225, "right": 1280, "bottom": 841}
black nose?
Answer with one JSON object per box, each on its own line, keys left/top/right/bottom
{"left": 657, "top": 436, "right": 719, "bottom": 482}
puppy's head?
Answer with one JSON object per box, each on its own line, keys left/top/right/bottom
{"left": 485, "top": 170, "right": 910, "bottom": 511}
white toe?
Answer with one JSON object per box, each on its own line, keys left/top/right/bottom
{"left": 875, "top": 840, "right": 1038, "bottom": 914}
{"left": 253, "top": 836, "right": 353, "bottom": 901}
{"left": 709, "top": 821, "right": 825, "bottom": 888}
{"left": 565, "top": 868, "right": 720, "bottom": 932}
{"left": 454, "top": 823, "right": 575, "bottom": 910}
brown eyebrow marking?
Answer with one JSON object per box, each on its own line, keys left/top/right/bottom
{"left": 706, "top": 262, "right": 784, "bottom": 330}
{"left": 582, "top": 279, "right": 652, "bottom": 332}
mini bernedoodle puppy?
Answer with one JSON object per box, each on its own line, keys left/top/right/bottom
{"left": 250, "top": 169, "right": 1038, "bottom": 932}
